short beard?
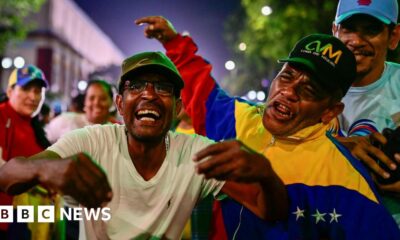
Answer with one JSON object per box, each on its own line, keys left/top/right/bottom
{"left": 128, "top": 128, "right": 169, "bottom": 145}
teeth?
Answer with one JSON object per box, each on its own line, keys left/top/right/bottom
{"left": 276, "top": 104, "right": 290, "bottom": 115}
{"left": 275, "top": 103, "right": 291, "bottom": 117}
{"left": 277, "top": 104, "right": 290, "bottom": 113}
{"left": 140, "top": 117, "right": 155, "bottom": 122}
{"left": 137, "top": 109, "right": 160, "bottom": 117}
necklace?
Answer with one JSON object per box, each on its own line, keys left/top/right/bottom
{"left": 165, "top": 133, "right": 170, "bottom": 152}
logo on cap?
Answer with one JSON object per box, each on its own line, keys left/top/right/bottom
{"left": 303, "top": 40, "right": 343, "bottom": 66}
{"left": 358, "top": 0, "right": 372, "bottom": 6}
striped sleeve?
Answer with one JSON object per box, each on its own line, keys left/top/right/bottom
{"left": 165, "top": 35, "right": 255, "bottom": 141}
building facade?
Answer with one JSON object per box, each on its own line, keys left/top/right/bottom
{"left": 1, "top": 0, "right": 124, "bottom": 102}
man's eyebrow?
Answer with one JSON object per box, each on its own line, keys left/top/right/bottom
{"left": 281, "top": 68, "right": 295, "bottom": 76}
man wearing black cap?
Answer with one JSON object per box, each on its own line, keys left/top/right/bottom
{"left": 137, "top": 16, "right": 400, "bottom": 239}
{"left": 0, "top": 51, "right": 288, "bottom": 239}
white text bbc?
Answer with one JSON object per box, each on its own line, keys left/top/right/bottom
{"left": 0, "top": 206, "right": 111, "bottom": 222}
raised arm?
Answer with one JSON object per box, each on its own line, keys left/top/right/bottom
{"left": 0, "top": 150, "right": 112, "bottom": 208}
{"left": 193, "top": 140, "right": 288, "bottom": 221}
{"left": 136, "top": 16, "right": 238, "bottom": 140}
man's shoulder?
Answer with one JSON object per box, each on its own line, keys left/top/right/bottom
{"left": 386, "top": 61, "right": 400, "bottom": 69}
{"left": 385, "top": 62, "right": 400, "bottom": 83}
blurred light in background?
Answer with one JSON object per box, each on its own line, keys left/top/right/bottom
{"left": 78, "top": 80, "right": 88, "bottom": 91}
{"left": 1, "top": 57, "right": 12, "bottom": 69}
{"left": 256, "top": 91, "right": 266, "bottom": 101}
{"left": 238, "top": 42, "right": 247, "bottom": 51}
{"left": 261, "top": 6, "right": 272, "bottom": 16}
{"left": 13, "top": 56, "right": 25, "bottom": 68}
{"left": 248, "top": 90, "right": 256, "bottom": 100}
{"left": 261, "top": 78, "right": 270, "bottom": 88}
{"left": 225, "top": 60, "right": 235, "bottom": 71}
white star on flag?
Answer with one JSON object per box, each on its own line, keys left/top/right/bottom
{"left": 292, "top": 206, "right": 305, "bottom": 221}
{"left": 312, "top": 209, "right": 326, "bottom": 224}
{"left": 329, "top": 208, "right": 342, "bottom": 223}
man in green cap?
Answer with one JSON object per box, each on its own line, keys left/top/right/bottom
{"left": 0, "top": 51, "right": 287, "bottom": 239}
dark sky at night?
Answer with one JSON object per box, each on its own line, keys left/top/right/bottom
{"left": 73, "top": 0, "right": 241, "bottom": 81}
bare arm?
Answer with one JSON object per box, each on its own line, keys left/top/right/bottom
{"left": 193, "top": 140, "right": 288, "bottom": 221}
{"left": 0, "top": 150, "right": 112, "bottom": 208}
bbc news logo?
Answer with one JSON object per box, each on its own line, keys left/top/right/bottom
{"left": 0, "top": 206, "right": 111, "bottom": 222}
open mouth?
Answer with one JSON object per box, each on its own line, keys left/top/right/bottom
{"left": 353, "top": 50, "right": 373, "bottom": 57}
{"left": 135, "top": 109, "right": 161, "bottom": 122}
{"left": 271, "top": 101, "right": 293, "bottom": 120}
{"left": 91, "top": 107, "right": 105, "bottom": 114}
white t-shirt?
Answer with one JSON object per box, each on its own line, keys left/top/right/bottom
{"left": 340, "top": 62, "right": 400, "bottom": 136}
{"left": 47, "top": 124, "right": 225, "bottom": 240}
{"left": 45, "top": 112, "right": 91, "bottom": 143}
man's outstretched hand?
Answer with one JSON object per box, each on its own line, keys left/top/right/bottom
{"left": 0, "top": 152, "right": 112, "bottom": 208}
{"left": 135, "top": 16, "right": 178, "bottom": 44}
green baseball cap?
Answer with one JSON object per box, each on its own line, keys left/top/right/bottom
{"left": 119, "top": 51, "right": 184, "bottom": 95}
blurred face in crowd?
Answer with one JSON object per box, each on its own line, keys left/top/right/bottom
{"left": 116, "top": 72, "right": 181, "bottom": 142}
{"left": 333, "top": 14, "right": 400, "bottom": 85}
{"left": 84, "top": 83, "right": 113, "bottom": 124}
{"left": 262, "top": 63, "right": 343, "bottom": 137}
{"left": 7, "top": 81, "right": 44, "bottom": 117}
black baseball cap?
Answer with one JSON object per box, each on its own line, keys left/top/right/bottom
{"left": 119, "top": 51, "right": 184, "bottom": 96}
{"left": 279, "top": 34, "right": 356, "bottom": 96}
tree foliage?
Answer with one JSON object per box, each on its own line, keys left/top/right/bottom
{"left": 222, "top": 0, "right": 400, "bottom": 96}
{"left": 0, "top": 0, "right": 46, "bottom": 55}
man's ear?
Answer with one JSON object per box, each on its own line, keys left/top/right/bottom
{"left": 321, "top": 102, "right": 344, "bottom": 124}
{"left": 115, "top": 94, "right": 124, "bottom": 116}
{"left": 6, "top": 86, "right": 13, "bottom": 98}
{"left": 332, "top": 22, "right": 338, "bottom": 37}
{"left": 389, "top": 24, "right": 400, "bottom": 50}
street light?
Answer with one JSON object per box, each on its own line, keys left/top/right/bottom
{"left": 256, "top": 91, "right": 266, "bottom": 101}
{"left": 13, "top": 56, "right": 25, "bottom": 68}
{"left": 78, "top": 80, "right": 88, "bottom": 91}
{"left": 261, "top": 6, "right": 273, "bottom": 16}
{"left": 248, "top": 90, "right": 257, "bottom": 100}
{"left": 1, "top": 57, "right": 12, "bottom": 69}
{"left": 225, "top": 60, "right": 235, "bottom": 71}
{"left": 238, "top": 42, "right": 247, "bottom": 51}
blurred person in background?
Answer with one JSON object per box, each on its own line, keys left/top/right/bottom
{"left": 37, "top": 103, "right": 52, "bottom": 128}
{"left": 0, "top": 65, "right": 61, "bottom": 239}
{"left": 68, "top": 93, "right": 85, "bottom": 113}
{"left": 174, "top": 107, "right": 194, "bottom": 134}
{"left": 45, "top": 79, "right": 116, "bottom": 144}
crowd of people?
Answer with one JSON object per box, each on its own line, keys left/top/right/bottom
{"left": 0, "top": 0, "right": 400, "bottom": 239}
